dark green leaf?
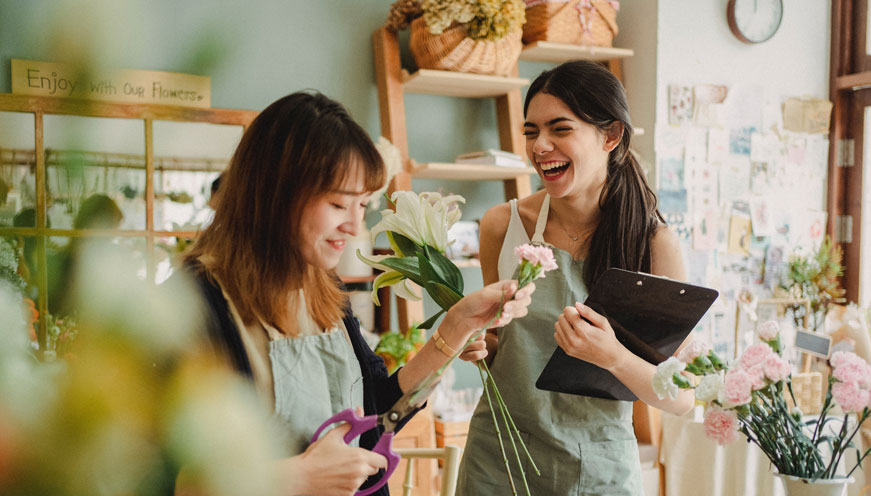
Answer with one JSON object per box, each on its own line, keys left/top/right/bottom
{"left": 426, "top": 281, "right": 463, "bottom": 311}
{"left": 389, "top": 232, "right": 422, "bottom": 258}
{"left": 379, "top": 256, "right": 424, "bottom": 285}
{"left": 424, "top": 244, "right": 463, "bottom": 293}
{"left": 418, "top": 309, "right": 445, "bottom": 330}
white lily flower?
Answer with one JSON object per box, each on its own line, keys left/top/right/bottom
{"left": 370, "top": 191, "right": 465, "bottom": 253}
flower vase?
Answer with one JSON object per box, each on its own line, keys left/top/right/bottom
{"left": 774, "top": 474, "right": 853, "bottom": 496}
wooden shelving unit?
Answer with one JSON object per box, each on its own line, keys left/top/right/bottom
{"left": 520, "top": 41, "right": 634, "bottom": 62}
{"left": 409, "top": 161, "right": 536, "bottom": 181}
{"left": 401, "top": 69, "right": 529, "bottom": 98}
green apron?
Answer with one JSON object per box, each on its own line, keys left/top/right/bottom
{"left": 270, "top": 329, "right": 365, "bottom": 456}
{"left": 456, "top": 195, "right": 641, "bottom": 495}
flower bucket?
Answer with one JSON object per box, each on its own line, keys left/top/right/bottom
{"left": 408, "top": 17, "right": 523, "bottom": 76}
{"left": 523, "top": 0, "right": 619, "bottom": 47}
{"left": 774, "top": 474, "right": 853, "bottom": 496}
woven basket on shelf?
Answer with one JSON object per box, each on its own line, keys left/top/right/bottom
{"left": 785, "top": 372, "right": 825, "bottom": 415}
{"left": 409, "top": 17, "right": 523, "bottom": 76}
{"left": 523, "top": 0, "right": 619, "bottom": 47}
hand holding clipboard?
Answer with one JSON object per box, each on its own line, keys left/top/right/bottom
{"left": 537, "top": 268, "right": 719, "bottom": 401}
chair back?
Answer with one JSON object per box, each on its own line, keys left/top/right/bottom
{"left": 394, "top": 445, "right": 462, "bottom": 496}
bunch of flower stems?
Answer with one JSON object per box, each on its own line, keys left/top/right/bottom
{"left": 737, "top": 381, "right": 870, "bottom": 479}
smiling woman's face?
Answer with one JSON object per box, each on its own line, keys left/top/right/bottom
{"left": 298, "top": 162, "right": 371, "bottom": 270}
{"left": 523, "top": 92, "right": 613, "bottom": 199}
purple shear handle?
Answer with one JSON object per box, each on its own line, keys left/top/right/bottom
{"left": 311, "top": 408, "right": 401, "bottom": 496}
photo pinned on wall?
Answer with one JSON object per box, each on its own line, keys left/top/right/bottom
{"left": 707, "top": 128, "right": 729, "bottom": 164}
{"left": 684, "top": 127, "right": 708, "bottom": 165}
{"left": 749, "top": 161, "right": 772, "bottom": 194}
{"left": 762, "top": 243, "right": 786, "bottom": 290}
{"left": 668, "top": 84, "right": 693, "bottom": 125}
{"left": 693, "top": 84, "right": 728, "bottom": 128}
{"left": 688, "top": 163, "right": 718, "bottom": 212}
{"left": 727, "top": 200, "right": 752, "bottom": 256}
{"left": 719, "top": 158, "right": 751, "bottom": 201}
{"left": 658, "top": 188, "right": 688, "bottom": 214}
{"left": 785, "top": 136, "right": 808, "bottom": 167}
{"left": 710, "top": 299, "right": 737, "bottom": 359}
{"left": 692, "top": 209, "right": 719, "bottom": 251}
{"left": 750, "top": 132, "right": 781, "bottom": 164}
{"left": 725, "top": 84, "right": 764, "bottom": 129}
{"left": 749, "top": 197, "right": 773, "bottom": 238}
{"left": 658, "top": 156, "right": 685, "bottom": 190}
{"left": 729, "top": 126, "right": 756, "bottom": 156}
{"left": 782, "top": 97, "right": 834, "bottom": 134}
{"left": 664, "top": 212, "right": 691, "bottom": 241}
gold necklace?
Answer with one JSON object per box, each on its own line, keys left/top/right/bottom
{"left": 553, "top": 214, "right": 583, "bottom": 242}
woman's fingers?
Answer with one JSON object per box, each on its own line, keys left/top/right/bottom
{"left": 575, "top": 303, "right": 610, "bottom": 329}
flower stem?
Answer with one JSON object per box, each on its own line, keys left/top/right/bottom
{"left": 481, "top": 359, "right": 540, "bottom": 476}
{"left": 478, "top": 362, "right": 518, "bottom": 495}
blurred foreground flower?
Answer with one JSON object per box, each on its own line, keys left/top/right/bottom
{"left": 0, "top": 243, "right": 282, "bottom": 496}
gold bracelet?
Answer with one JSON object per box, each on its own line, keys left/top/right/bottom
{"left": 432, "top": 329, "right": 458, "bottom": 357}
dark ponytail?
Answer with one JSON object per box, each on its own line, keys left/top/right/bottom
{"left": 524, "top": 61, "right": 663, "bottom": 290}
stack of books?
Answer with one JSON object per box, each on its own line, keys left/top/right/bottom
{"left": 455, "top": 149, "right": 527, "bottom": 168}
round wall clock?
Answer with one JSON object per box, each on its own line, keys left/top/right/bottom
{"left": 727, "top": 0, "right": 784, "bottom": 44}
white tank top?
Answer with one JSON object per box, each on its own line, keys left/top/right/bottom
{"left": 496, "top": 195, "right": 551, "bottom": 280}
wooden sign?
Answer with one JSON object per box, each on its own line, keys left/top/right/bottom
{"left": 11, "top": 59, "right": 211, "bottom": 108}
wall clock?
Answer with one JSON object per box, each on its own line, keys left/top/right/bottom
{"left": 727, "top": 0, "right": 783, "bottom": 44}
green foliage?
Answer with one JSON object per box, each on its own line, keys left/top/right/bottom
{"left": 387, "top": 0, "right": 526, "bottom": 41}
{"left": 374, "top": 324, "right": 425, "bottom": 373}
{"left": 782, "top": 235, "right": 845, "bottom": 330}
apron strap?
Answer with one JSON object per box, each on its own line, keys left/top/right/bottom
{"left": 532, "top": 194, "right": 550, "bottom": 243}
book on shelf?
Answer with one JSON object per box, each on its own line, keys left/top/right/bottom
{"left": 455, "top": 149, "right": 527, "bottom": 168}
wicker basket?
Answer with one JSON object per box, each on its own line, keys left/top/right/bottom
{"left": 523, "top": 0, "right": 619, "bottom": 47}
{"left": 409, "top": 17, "right": 523, "bottom": 76}
{"left": 785, "top": 372, "right": 825, "bottom": 415}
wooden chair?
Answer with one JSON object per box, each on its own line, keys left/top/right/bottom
{"left": 394, "top": 445, "right": 462, "bottom": 496}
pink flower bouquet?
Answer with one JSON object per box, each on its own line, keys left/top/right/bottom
{"left": 653, "top": 321, "right": 871, "bottom": 480}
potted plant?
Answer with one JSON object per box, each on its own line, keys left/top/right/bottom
{"left": 781, "top": 235, "right": 845, "bottom": 332}
{"left": 653, "top": 321, "right": 870, "bottom": 495}
{"left": 375, "top": 324, "right": 426, "bottom": 374}
{"left": 385, "top": 0, "right": 526, "bottom": 76}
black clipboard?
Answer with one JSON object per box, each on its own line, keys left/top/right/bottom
{"left": 535, "top": 268, "right": 719, "bottom": 401}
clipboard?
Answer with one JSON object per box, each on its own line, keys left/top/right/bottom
{"left": 535, "top": 268, "right": 719, "bottom": 401}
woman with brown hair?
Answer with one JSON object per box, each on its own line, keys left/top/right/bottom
{"left": 456, "top": 61, "right": 695, "bottom": 494}
{"left": 181, "top": 91, "right": 534, "bottom": 496}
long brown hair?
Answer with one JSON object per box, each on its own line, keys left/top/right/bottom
{"left": 186, "top": 91, "right": 385, "bottom": 330}
{"left": 524, "top": 61, "right": 664, "bottom": 290}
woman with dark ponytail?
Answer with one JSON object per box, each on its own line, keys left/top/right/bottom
{"left": 456, "top": 61, "right": 694, "bottom": 495}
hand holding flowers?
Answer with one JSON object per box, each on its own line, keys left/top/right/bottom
{"left": 653, "top": 321, "right": 871, "bottom": 480}
{"left": 359, "top": 191, "right": 556, "bottom": 495}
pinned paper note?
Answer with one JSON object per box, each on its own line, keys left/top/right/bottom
{"left": 783, "top": 97, "right": 833, "bottom": 134}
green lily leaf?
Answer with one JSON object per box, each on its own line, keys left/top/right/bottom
{"left": 424, "top": 244, "right": 463, "bottom": 294}
{"left": 425, "top": 280, "right": 463, "bottom": 312}
{"left": 388, "top": 231, "right": 422, "bottom": 259}
{"left": 379, "top": 256, "right": 424, "bottom": 286}
{"left": 417, "top": 309, "right": 445, "bottom": 330}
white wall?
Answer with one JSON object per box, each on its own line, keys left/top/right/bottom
{"left": 655, "top": 0, "right": 830, "bottom": 137}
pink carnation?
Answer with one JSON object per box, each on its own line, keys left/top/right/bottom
{"left": 722, "top": 368, "right": 754, "bottom": 406}
{"left": 739, "top": 343, "right": 775, "bottom": 369}
{"left": 756, "top": 321, "right": 780, "bottom": 341}
{"left": 831, "top": 352, "right": 871, "bottom": 388}
{"left": 746, "top": 365, "right": 766, "bottom": 391}
{"left": 704, "top": 405, "right": 740, "bottom": 445}
{"left": 514, "top": 244, "right": 558, "bottom": 272}
{"left": 831, "top": 381, "right": 871, "bottom": 413}
{"left": 762, "top": 354, "right": 791, "bottom": 383}
{"left": 677, "top": 339, "right": 710, "bottom": 363}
